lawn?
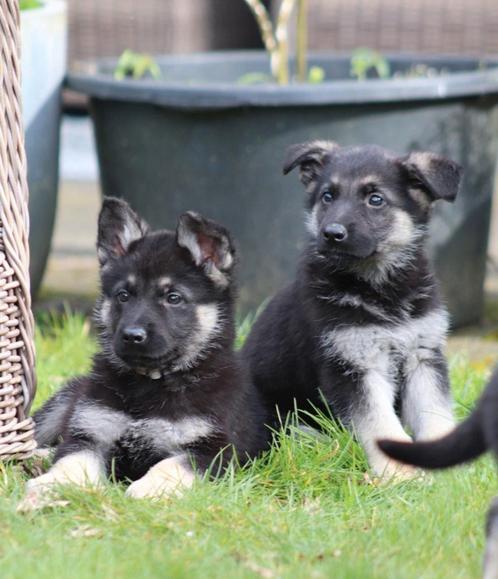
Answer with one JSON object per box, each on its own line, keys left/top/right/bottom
{"left": 0, "top": 312, "right": 495, "bottom": 579}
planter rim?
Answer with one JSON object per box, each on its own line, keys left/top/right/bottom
{"left": 66, "top": 50, "right": 498, "bottom": 110}
{"left": 20, "top": 0, "right": 66, "bottom": 20}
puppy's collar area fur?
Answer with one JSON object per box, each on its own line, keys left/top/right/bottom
{"left": 121, "top": 336, "right": 226, "bottom": 382}
{"left": 130, "top": 364, "right": 197, "bottom": 383}
{"left": 134, "top": 367, "right": 164, "bottom": 380}
{"left": 126, "top": 360, "right": 221, "bottom": 386}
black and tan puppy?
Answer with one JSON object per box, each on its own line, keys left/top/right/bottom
{"left": 379, "top": 368, "right": 498, "bottom": 578}
{"left": 243, "top": 141, "right": 462, "bottom": 478}
{"left": 22, "top": 198, "right": 268, "bottom": 509}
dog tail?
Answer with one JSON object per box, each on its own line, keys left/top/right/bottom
{"left": 378, "top": 406, "right": 487, "bottom": 469}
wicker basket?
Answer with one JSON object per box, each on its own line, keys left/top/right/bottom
{"left": 0, "top": 0, "right": 37, "bottom": 460}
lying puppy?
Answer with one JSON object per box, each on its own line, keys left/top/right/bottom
{"left": 379, "top": 368, "right": 498, "bottom": 578}
{"left": 23, "top": 198, "right": 268, "bottom": 509}
{"left": 243, "top": 141, "right": 462, "bottom": 478}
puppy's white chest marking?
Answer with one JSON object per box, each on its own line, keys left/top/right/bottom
{"left": 71, "top": 403, "right": 214, "bottom": 451}
{"left": 125, "top": 416, "right": 214, "bottom": 452}
{"left": 71, "top": 403, "right": 130, "bottom": 444}
{"left": 321, "top": 309, "right": 448, "bottom": 375}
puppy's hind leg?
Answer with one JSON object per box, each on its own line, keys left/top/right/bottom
{"left": 484, "top": 498, "right": 498, "bottom": 579}
{"left": 33, "top": 381, "right": 77, "bottom": 447}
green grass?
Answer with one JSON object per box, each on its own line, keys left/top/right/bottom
{"left": 20, "top": 0, "right": 43, "bottom": 11}
{"left": 0, "top": 313, "right": 495, "bottom": 578}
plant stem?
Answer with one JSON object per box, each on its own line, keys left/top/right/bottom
{"left": 242, "top": 0, "right": 279, "bottom": 78}
{"left": 275, "top": 0, "right": 297, "bottom": 85}
{"left": 296, "top": 0, "right": 307, "bottom": 82}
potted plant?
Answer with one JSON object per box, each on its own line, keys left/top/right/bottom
{"left": 67, "top": 0, "right": 498, "bottom": 326}
{"left": 21, "top": 0, "right": 67, "bottom": 295}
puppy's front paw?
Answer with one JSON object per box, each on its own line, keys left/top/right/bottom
{"left": 17, "top": 453, "right": 104, "bottom": 513}
{"left": 125, "top": 475, "right": 161, "bottom": 500}
{"left": 126, "top": 473, "right": 181, "bottom": 500}
{"left": 126, "top": 457, "right": 195, "bottom": 500}
{"left": 381, "top": 461, "right": 422, "bottom": 483}
{"left": 17, "top": 480, "right": 68, "bottom": 513}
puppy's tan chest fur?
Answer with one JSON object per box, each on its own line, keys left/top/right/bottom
{"left": 321, "top": 308, "right": 448, "bottom": 378}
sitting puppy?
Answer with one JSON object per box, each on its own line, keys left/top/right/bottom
{"left": 243, "top": 141, "right": 462, "bottom": 478}
{"left": 378, "top": 368, "right": 498, "bottom": 578}
{"left": 22, "top": 198, "right": 268, "bottom": 509}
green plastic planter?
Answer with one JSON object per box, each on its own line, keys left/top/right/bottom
{"left": 22, "top": 0, "right": 67, "bottom": 295}
{"left": 67, "top": 51, "right": 498, "bottom": 326}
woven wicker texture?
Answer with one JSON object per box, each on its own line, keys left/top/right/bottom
{"left": 0, "top": 0, "right": 37, "bottom": 459}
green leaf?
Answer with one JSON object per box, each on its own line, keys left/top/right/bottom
{"left": 308, "top": 66, "right": 325, "bottom": 84}
{"left": 114, "top": 49, "right": 161, "bottom": 81}
{"left": 350, "top": 48, "right": 391, "bottom": 81}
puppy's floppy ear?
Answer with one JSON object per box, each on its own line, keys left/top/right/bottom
{"left": 400, "top": 151, "right": 462, "bottom": 203}
{"left": 283, "top": 140, "right": 338, "bottom": 186}
{"left": 97, "top": 197, "right": 149, "bottom": 266}
{"left": 176, "top": 211, "right": 236, "bottom": 287}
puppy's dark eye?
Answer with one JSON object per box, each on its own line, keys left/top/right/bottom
{"left": 166, "top": 292, "right": 182, "bottom": 305}
{"left": 116, "top": 289, "right": 129, "bottom": 303}
{"left": 368, "top": 193, "right": 385, "bottom": 207}
{"left": 321, "top": 190, "right": 334, "bottom": 204}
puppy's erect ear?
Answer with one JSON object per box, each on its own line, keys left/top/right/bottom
{"left": 97, "top": 197, "right": 149, "bottom": 266}
{"left": 283, "top": 140, "right": 338, "bottom": 186}
{"left": 400, "top": 151, "right": 462, "bottom": 204}
{"left": 176, "top": 211, "right": 236, "bottom": 288}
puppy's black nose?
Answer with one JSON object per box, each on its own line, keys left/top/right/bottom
{"left": 122, "top": 327, "right": 147, "bottom": 344}
{"left": 323, "top": 223, "right": 348, "bottom": 243}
